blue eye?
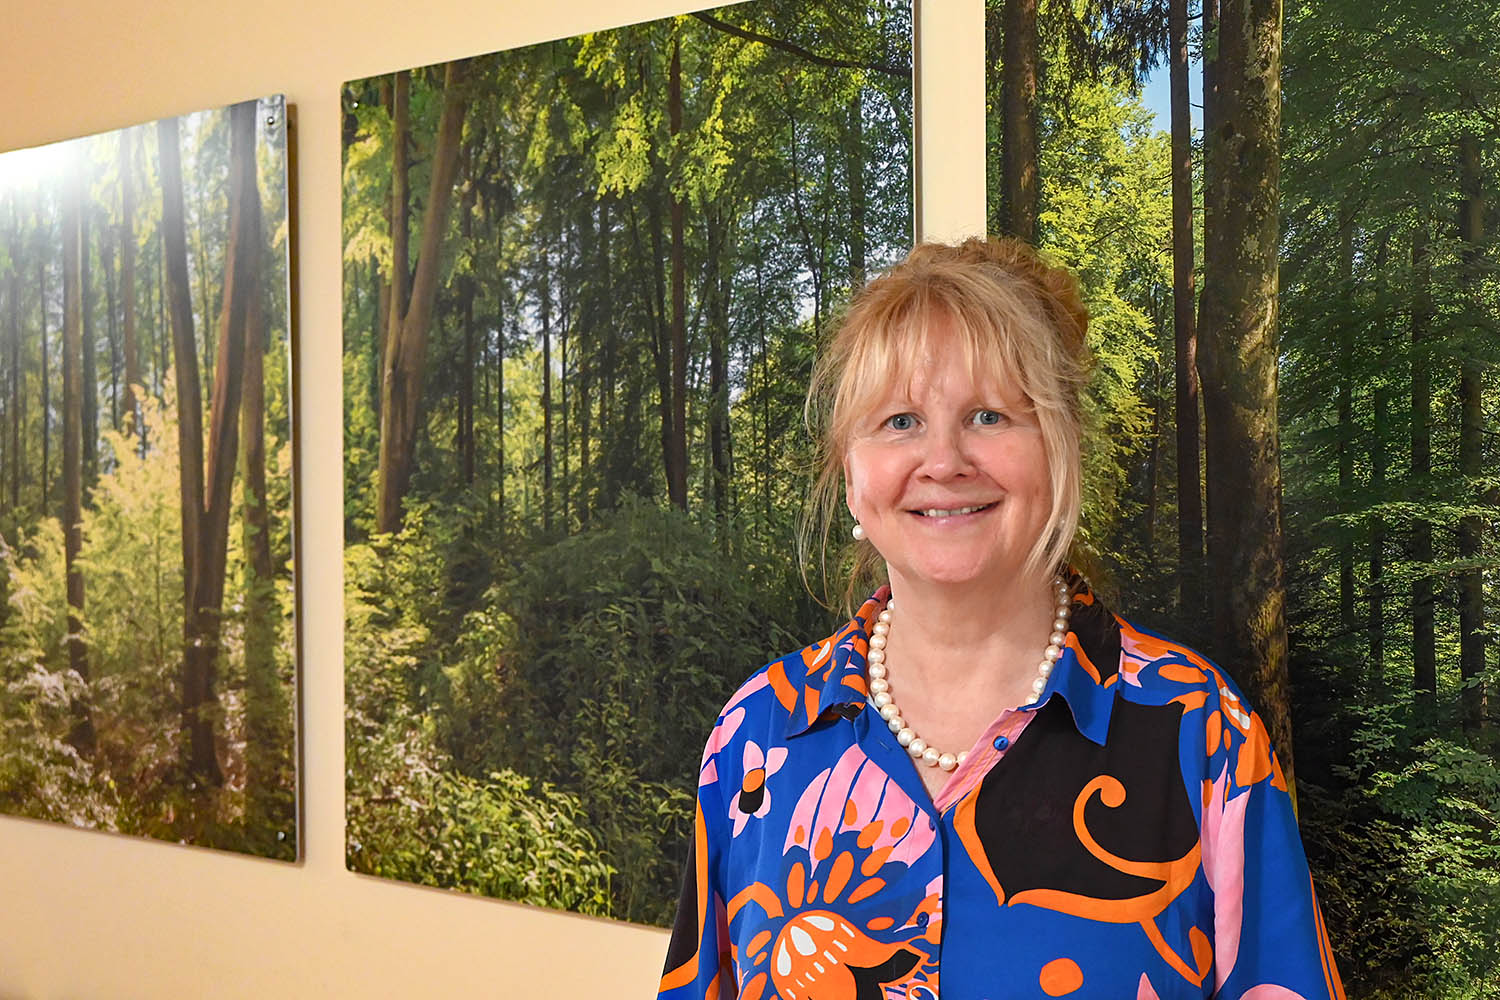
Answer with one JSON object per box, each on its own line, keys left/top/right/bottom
{"left": 886, "top": 413, "right": 916, "bottom": 431}
{"left": 973, "top": 409, "right": 1004, "bottom": 426}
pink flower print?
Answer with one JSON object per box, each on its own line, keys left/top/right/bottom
{"left": 729, "top": 740, "right": 788, "bottom": 837}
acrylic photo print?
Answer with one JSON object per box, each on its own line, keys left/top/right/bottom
{"left": 0, "top": 95, "right": 298, "bottom": 859}
{"left": 342, "top": 1, "right": 913, "bottom": 923}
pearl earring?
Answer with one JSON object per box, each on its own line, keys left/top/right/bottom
{"left": 852, "top": 522, "right": 866, "bottom": 541}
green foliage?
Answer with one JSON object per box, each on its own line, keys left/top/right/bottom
{"left": 1300, "top": 697, "right": 1500, "bottom": 999}
{"left": 440, "top": 498, "right": 821, "bottom": 925}
{"left": 0, "top": 95, "right": 298, "bottom": 856}
{"left": 346, "top": 714, "right": 613, "bottom": 915}
{"left": 0, "top": 383, "right": 296, "bottom": 855}
{"left": 0, "top": 520, "right": 116, "bottom": 827}
{"left": 341, "top": 0, "right": 908, "bottom": 924}
{"left": 345, "top": 513, "right": 615, "bottom": 908}
{"left": 1036, "top": 77, "right": 1170, "bottom": 576}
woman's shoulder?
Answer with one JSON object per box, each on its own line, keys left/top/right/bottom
{"left": 721, "top": 620, "right": 865, "bottom": 723}
{"left": 1111, "top": 613, "right": 1245, "bottom": 702}
{"left": 1108, "top": 611, "right": 1289, "bottom": 794}
{"left": 700, "top": 605, "right": 876, "bottom": 762}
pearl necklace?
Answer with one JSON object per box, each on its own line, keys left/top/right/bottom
{"left": 866, "top": 576, "right": 1073, "bottom": 771}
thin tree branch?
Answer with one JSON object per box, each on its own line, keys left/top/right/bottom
{"left": 689, "top": 11, "right": 909, "bottom": 79}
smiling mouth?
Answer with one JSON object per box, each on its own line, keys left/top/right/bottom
{"left": 913, "top": 502, "right": 996, "bottom": 518}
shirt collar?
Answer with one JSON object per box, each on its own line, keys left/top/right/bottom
{"left": 781, "top": 589, "right": 886, "bottom": 739}
{"left": 783, "top": 575, "right": 1121, "bottom": 746}
{"left": 1040, "top": 575, "right": 1121, "bottom": 746}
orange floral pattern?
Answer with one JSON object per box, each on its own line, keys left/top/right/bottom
{"left": 659, "top": 582, "right": 1344, "bottom": 1000}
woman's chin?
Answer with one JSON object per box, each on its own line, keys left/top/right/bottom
{"left": 892, "top": 560, "right": 1024, "bottom": 594}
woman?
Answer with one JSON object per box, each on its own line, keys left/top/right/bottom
{"left": 658, "top": 238, "right": 1343, "bottom": 1000}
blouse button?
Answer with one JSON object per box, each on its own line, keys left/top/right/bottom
{"left": 993, "top": 735, "right": 1010, "bottom": 751}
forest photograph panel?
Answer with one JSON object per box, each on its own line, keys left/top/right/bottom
{"left": 0, "top": 96, "right": 298, "bottom": 860}
{"left": 342, "top": 0, "right": 912, "bottom": 924}
{"left": 983, "top": 1, "right": 1499, "bottom": 995}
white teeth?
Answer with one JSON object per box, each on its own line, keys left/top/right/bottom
{"left": 919, "top": 504, "right": 988, "bottom": 518}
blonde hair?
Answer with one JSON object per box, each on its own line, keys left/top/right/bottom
{"left": 800, "top": 237, "right": 1092, "bottom": 611}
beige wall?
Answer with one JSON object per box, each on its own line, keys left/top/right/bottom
{"left": 0, "top": 0, "right": 983, "bottom": 995}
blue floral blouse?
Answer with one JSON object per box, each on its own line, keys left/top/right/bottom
{"left": 657, "top": 582, "right": 1345, "bottom": 1000}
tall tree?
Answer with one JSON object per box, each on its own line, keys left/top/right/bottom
{"left": 61, "top": 165, "right": 93, "bottom": 754}
{"left": 37, "top": 238, "right": 49, "bottom": 513}
{"left": 667, "top": 35, "right": 690, "bottom": 510}
{"left": 541, "top": 243, "right": 554, "bottom": 532}
{"left": 1196, "top": 0, "right": 1296, "bottom": 797}
{"left": 7, "top": 203, "right": 21, "bottom": 513}
{"left": 1336, "top": 220, "right": 1356, "bottom": 635}
{"left": 119, "top": 127, "right": 141, "bottom": 442}
{"left": 999, "top": 0, "right": 1040, "bottom": 241}
{"left": 1168, "top": 0, "right": 1202, "bottom": 613}
{"left": 80, "top": 202, "right": 98, "bottom": 485}
{"left": 239, "top": 162, "right": 284, "bottom": 836}
{"left": 375, "top": 60, "right": 469, "bottom": 534}
{"left": 1409, "top": 224, "right": 1436, "bottom": 699}
{"left": 706, "top": 207, "right": 732, "bottom": 545}
{"left": 1456, "top": 130, "right": 1487, "bottom": 732}
{"left": 158, "top": 101, "right": 260, "bottom": 785}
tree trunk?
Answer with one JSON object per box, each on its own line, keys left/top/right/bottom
{"left": 375, "top": 77, "right": 397, "bottom": 424}
{"left": 1196, "top": 0, "right": 1294, "bottom": 800}
{"left": 560, "top": 238, "right": 570, "bottom": 530}
{"left": 62, "top": 169, "right": 93, "bottom": 754}
{"left": 601, "top": 202, "right": 619, "bottom": 515}
{"left": 1143, "top": 356, "right": 1162, "bottom": 549}
{"left": 1170, "top": 0, "right": 1203, "bottom": 615}
{"left": 667, "top": 36, "right": 689, "bottom": 511}
{"left": 458, "top": 185, "right": 477, "bottom": 486}
{"left": 120, "top": 128, "right": 142, "bottom": 443}
{"left": 495, "top": 227, "right": 506, "bottom": 531}
{"left": 159, "top": 101, "right": 261, "bottom": 788}
{"left": 239, "top": 173, "right": 285, "bottom": 840}
{"left": 193, "top": 150, "right": 215, "bottom": 383}
{"left": 156, "top": 230, "right": 168, "bottom": 396}
{"left": 1457, "top": 131, "right": 1487, "bottom": 733}
{"left": 646, "top": 191, "right": 674, "bottom": 508}
{"left": 1000, "top": 0, "right": 1039, "bottom": 242}
{"left": 375, "top": 61, "right": 468, "bottom": 534}
{"left": 7, "top": 210, "right": 21, "bottom": 512}
{"left": 197, "top": 99, "right": 262, "bottom": 786}
{"left": 496, "top": 321, "right": 505, "bottom": 524}
{"left": 1410, "top": 225, "right": 1436, "bottom": 700}
{"left": 38, "top": 251, "right": 49, "bottom": 514}
{"left": 1369, "top": 372, "right": 1388, "bottom": 698}
{"left": 756, "top": 243, "right": 771, "bottom": 527}
{"left": 1366, "top": 230, "right": 1394, "bottom": 698}
{"left": 579, "top": 200, "right": 605, "bottom": 526}
{"left": 785, "top": 109, "right": 826, "bottom": 335}
{"left": 707, "top": 209, "right": 731, "bottom": 548}
{"left": 100, "top": 208, "right": 119, "bottom": 432}
{"left": 847, "top": 88, "right": 867, "bottom": 287}
{"left": 81, "top": 204, "right": 98, "bottom": 487}
{"left": 1336, "top": 221, "right": 1355, "bottom": 637}
{"left": 541, "top": 245, "right": 554, "bottom": 533}
{"left": 159, "top": 112, "right": 218, "bottom": 783}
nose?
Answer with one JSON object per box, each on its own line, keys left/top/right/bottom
{"left": 915, "top": 421, "right": 973, "bottom": 481}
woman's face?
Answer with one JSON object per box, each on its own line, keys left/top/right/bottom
{"left": 842, "top": 316, "right": 1052, "bottom": 596}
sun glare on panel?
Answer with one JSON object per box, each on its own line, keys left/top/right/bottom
{"left": 0, "top": 138, "right": 84, "bottom": 195}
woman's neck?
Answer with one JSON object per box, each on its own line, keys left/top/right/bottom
{"left": 878, "top": 569, "right": 1057, "bottom": 696}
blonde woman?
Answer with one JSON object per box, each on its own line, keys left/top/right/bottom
{"left": 659, "top": 238, "right": 1343, "bottom": 1000}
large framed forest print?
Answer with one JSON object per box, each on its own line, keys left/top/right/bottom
{"left": 0, "top": 97, "right": 298, "bottom": 860}
{"left": 982, "top": 2, "right": 1500, "bottom": 994}
{"left": 342, "top": 1, "right": 912, "bottom": 923}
